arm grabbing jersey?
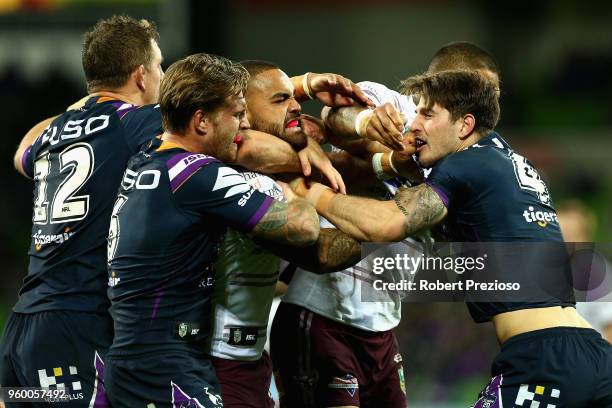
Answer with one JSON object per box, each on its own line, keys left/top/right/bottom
{"left": 107, "top": 145, "right": 274, "bottom": 354}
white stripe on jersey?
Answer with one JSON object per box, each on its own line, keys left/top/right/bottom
{"left": 168, "top": 154, "right": 213, "bottom": 181}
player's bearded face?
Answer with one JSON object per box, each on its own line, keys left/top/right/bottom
{"left": 208, "top": 94, "right": 250, "bottom": 163}
{"left": 412, "top": 101, "right": 464, "bottom": 167}
{"left": 246, "top": 69, "right": 304, "bottom": 147}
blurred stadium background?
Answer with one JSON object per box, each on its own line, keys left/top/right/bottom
{"left": 0, "top": 1, "right": 611, "bottom": 406}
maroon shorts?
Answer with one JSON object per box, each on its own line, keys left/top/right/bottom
{"left": 211, "top": 351, "right": 275, "bottom": 408}
{"left": 270, "top": 302, "right": 407, "bottom": 408}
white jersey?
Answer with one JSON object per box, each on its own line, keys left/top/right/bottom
{"left": 282, "top": 221, "right": 424, "bottom": 332}
{"left": 207, "top": 170, "right": 284, "bottom": 361}
{"left": 282, "top": 188, "right": 426, "bottom": 332}
{"left": 282, "top": 81, "right": 424, "bottom": 332}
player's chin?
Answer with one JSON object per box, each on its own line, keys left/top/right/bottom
{"left": 221, "top": 142, "right": 239, "bottom": 164}
{"left": 416, "top": 149, "right": 435, "bottom": 167}
{"left": 280, "top": 128, "right": 308, "bottom": 149}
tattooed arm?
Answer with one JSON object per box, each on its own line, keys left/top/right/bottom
{"left": 251, "top": 196, "right": 320, "bottom": 247}
{"left": 255, "top": 228, "right": 362, "bottom": 274}
{"left": 392, "top": 185, "right": 448, "bottom": 236}
{"left": 252, "top": 182, "right": 360, "bottom": 271}
{"left": 291, "top": 180, "right": 447, "bottom": 242}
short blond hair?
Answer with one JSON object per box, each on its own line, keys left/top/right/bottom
{"left": 159, "top": 53, "right": 249, "bottom": 133}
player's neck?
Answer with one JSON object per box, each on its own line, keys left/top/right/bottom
{"left": 90, "top": 90, "right": 144, "bottom": 106}
{"left": 458, "top": 132, "right": 483, "bottom": 151}
{"left": 161, "top": 132, "right": 204, "bottom": 154}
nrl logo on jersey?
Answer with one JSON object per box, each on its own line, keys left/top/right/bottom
{"left": 177, "top": 322, "right": 200, "bottom": 339}
{"left": 178, "top": 322, "right": 189, "bottom": 338}
{"left": 233, "top": 328, "right": 242, "bottom": 343}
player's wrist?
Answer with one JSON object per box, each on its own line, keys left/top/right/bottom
{"left": 306, "top": 183, "right": 335, "bottom": 213}
{"left": 388, "top": 151, "right": 400, "bottom": 174}
{"left": 372, "top": 152, "right": 394, "bottom": 180}
{"left": 387, "top": 151, "right": 423, "bottom": 184}
{"left": 354, "top": 109, "right": 374, "bottom": 138}
{"left": 303, "top": 72, "right": 315, "bottom": 99}
{"left": 294, "top": 73, "right": 315, "bottom": 101}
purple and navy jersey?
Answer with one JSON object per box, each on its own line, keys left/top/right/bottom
{"left": 107, "top": 140, "right": 273, "bottom": 356}
{"left": 15, "top": 97, "right": 163, "bottom": 314}
{"left": 425, "top": 132, "right": 574, "bottom": 322}
{"left": 426, "top": 132, "right": 562, "bottom": 242}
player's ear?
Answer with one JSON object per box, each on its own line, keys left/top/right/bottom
{"left": 193, "top": 110, "right": 210, "bottom": 135}
{"left": 134, "top": 65, "right": 147, "bottom": 93}
{"left": 458, "top": 113, "right": 476, "bottom": 140}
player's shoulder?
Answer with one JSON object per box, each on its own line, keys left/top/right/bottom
{"left": 447, "top": 132, "right": 509, "bottom": 162}
{"left": 77, "top": 96, "right": 137, "bottom": 118}
{"left": 433, "top": 132, "right": 513, "bottom": 183}
{"left": 235, "top": 168, "right": 285, "bottom": 201}
{"left": 357, "top": 80, "right": 412, "bottom": 111}
{"left": 31, "top": 97, "right": 124, "bottom": 149}
{"left": 54, "top": 96, "right": 139, "bottom": 130}
{"left": 161, "top": 149, "right": 224, "bottom": 193}
{"left": 431, "top": 147, "right": 475, "bottom": 174}
{"left": 120, "top": 103, "right": 161, "bottom": 128}
{"left": 357, "top": 80, "right": 393, "bottom": 95}
{"left": 75, "top": 98, "right": 159, "bottom": 128}
{"left": 121, "top": 103, "right": 160, "bottom": 120}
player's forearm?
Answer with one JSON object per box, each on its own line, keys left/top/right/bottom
{"left": 301, "top": 183, "right": 446, "bottom": 242}
{"left": 14, "top": 116, "right": 57, "bottom": 177}
{"left": 393, "top": 185, "right": 447, "bottom": 236}
{"left": 235, "top": 130, "right": 301, "bottom": 174}
{"left": 323, "top": 105, "right": 366, "bottom": 140}
{"left": 314, "top": 191, "right": 406, "bottom": 242}
{"left": 256, "top": 228, "right": 361, "bottom": 274}
{"left": 313, "top": 228, "right": 362, "bottom": 272}
{"left": 291, "top": 73, "right": 312, "bottom": 102}
{"left": 326, "top": 151, "right": 378, "bottom": 191}
{"left": 253, "top": 199, "right": 320, "bottom": 247}
{"left": 323, "top": 106, "right": 388, "bottom": 157}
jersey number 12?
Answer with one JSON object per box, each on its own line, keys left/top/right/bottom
{"left": 32, "top": 142, "right": 94, "bottom": 224}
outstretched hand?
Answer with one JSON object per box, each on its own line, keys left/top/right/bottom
{"left": 308, "top": 73, "right": 375, "bottom": 108}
